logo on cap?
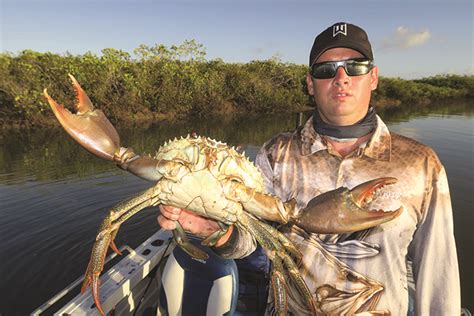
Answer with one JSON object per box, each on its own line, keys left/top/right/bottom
{"left": 333, "top": 23, "right": 347, "bottom": 37}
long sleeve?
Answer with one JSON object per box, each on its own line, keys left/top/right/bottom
{"left": 408, "top": 167, "right": 460, "bottom": 314}
{"left": 254, "top": 142, "right": 277, "bottom": 195}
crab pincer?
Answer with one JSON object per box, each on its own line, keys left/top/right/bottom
{"left": 295, "top": 177, "right": 403, "bottom": 234}
{"left": 44, "top": 75, "right": 120, "bottom": 161}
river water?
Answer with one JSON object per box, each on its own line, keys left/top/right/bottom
{"left": 0, "top": 101, "right": 472, "bottom": 315}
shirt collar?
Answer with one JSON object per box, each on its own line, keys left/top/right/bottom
{"left": 299, "top": 115, "right": 391, "bottom": 161}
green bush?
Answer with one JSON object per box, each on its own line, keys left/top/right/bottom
{"left": 372, "top": 76, "right": 470, "bottom": 109}
{"left": 0, "top": 42, "right": 472, "bottom": 128}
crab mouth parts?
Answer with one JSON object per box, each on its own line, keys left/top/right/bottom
{"left": 351, "top": 177, "right": 398, "bottom": 211}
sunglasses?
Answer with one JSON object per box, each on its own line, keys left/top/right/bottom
{"left": 310, "top": 58, "right": 374, "bottom": 79}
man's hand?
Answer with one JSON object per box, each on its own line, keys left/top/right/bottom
{"left": 158, "top": 205, "right": 234, "bottom": 246}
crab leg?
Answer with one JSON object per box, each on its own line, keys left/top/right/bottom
{"left": 270, "top": 257, "right": 289, "bottom": 316}
{"left": 81, "top": 191, "right": 156, "bottom": 316}
{"left": 83, "top": 189, "right": 210, "bottom": 316}
{"left": 239, "top": 213, "right": 318, "bottom": 315}
{"left": 231, "top": 182, "right": 291, "bottom": 223}
{"left": 173, "top": 222, "right": 210, "bottom": 260}
{"left": 106, "top": 204, "right": 210, "bottom": 261}
{"left": 257, "top": 220, "right": 302, "bottom": 264}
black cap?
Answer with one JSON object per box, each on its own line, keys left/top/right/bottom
{"left": 309, "top": 22, "right": 374, "bottom": 66}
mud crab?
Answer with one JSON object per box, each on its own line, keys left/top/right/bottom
{"left": 44, "top": 75, "right": 402, "bottom": 316}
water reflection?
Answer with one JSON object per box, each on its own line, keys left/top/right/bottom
{"left": 0, "top": 114, "right": 299, "bottom": 185}
{"left": 1, "top": 100, "right": 471, "bottom": 184}
{"left": 0, "top": 100, "right": 472, "bottom": 315}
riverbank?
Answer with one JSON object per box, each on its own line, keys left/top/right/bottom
{"left": 1, "top": 45, "right": 473, "bottom": 129}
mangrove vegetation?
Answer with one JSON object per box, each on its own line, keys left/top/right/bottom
{"left": 1, "top": 40, "right": 473, "bottom": 128}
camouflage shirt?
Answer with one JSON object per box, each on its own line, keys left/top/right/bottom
{"left": 221, "top": 115, "right": 460, "bottom": 315}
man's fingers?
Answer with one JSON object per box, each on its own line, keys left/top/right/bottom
{"left": 158, "top": 205, "right": 220, "bottom": 238}
{"left": 157, "top": 215, "right": 177, "bottom": 230}
{"left": 159, "top": 205, "right": 182, "bottom": 219}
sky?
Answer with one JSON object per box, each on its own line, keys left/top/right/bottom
{"left": 1, "top": 0, "right": 473, "bottom": 79}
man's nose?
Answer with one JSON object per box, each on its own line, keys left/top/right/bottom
{"left": 333, "top": 66, "right": 350, "bottom": 86}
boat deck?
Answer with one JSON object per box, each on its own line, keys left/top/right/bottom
{"left": 32, "top": 230, "right": 175, "bottom": 315}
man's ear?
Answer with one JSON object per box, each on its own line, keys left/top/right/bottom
{"left": 370, "top": 66, "right": 379, "bottom": 91}
{"left": 306, "top": 73, "right": 315, "bottom": 95}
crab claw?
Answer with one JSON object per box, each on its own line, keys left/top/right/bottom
{"left": 44, "top": 74, "right": 120, "bottom": 161}
{"left": 295, "top": 177, "right": 403, "bottom": 234}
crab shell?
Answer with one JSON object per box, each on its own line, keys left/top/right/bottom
{"left": 146, "top": 135, "right": 291, "bottom": 225}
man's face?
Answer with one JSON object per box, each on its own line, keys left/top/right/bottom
{"left": 307, "top": 47, "right": 378, "bottom": 126}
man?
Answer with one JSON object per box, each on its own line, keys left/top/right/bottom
{"left": 159, "top": 22, "right": 460, "bottom": 314}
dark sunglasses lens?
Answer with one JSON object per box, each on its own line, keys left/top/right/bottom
{"left": 312, "top": 63, "right": 336, "bottom": 79}
{"left": 312, "top": 60, "right": 373, "bottom": 79}
{"left": 346, "top": 62, "right": 372, "bottom": 76}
